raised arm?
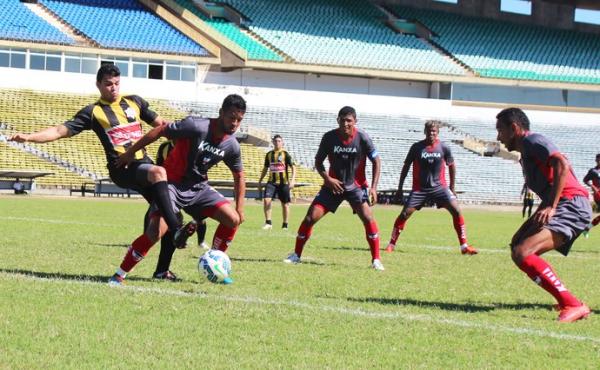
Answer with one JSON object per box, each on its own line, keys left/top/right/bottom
{"left": 9, "top": 124, "right": 71, "bottom": 143}
{"left": 115, "top": 125, "right": 165, "bottom": 167}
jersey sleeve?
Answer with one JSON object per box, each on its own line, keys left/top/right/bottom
{"left": 583, "top": 169, "right": 594, "bottom": 183}
{"left": 285, "top": 151, "right": 295, "bottom": 166}
{"left": 163, "top": 116, "right": 204, "bottom": 140}
{"left": 264, "top": 152, "right": 270, "bottom": 168}
{"left": 360, "top": 130, "right": 378, "bottom": 161}
{"left": 128, "top": 95, "right": 158, "bottom": 125}
{"left": 526, "top": 135, "right": 559, "bottom": 165}
{"left": 63, "top": 104, "right": 94, "bottom": 136}
{"left": 314, "top": 133, "right": 329, "bottom": 172}
{"left": 404, "top": 143, "right": 417, "bottom": 164}
{"left": 442, "top": 142, "right": 454, "bottom": 166}
{"left": 224, "top": 142, "right": 243, "bottom": 173}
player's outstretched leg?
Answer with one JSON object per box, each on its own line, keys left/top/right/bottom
{"left": 284, "top": 204, "right": 325, "bottom": 264}
{"left": 445, "top": 202, "right": 478, "bottom": 255}
{"left": 386, "top": 216, "right": 406, "bottom": 253}
{"left": 109, "top": 234, "right": 156, "bottom": 286}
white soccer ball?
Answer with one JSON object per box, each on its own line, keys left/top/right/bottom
{"left": 198, "top": 249, "right": 232, "bottom": 283}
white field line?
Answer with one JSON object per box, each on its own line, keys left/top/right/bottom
{"left": 1, "top": 216, "right": 597, "bottom": 260}
{"left": 2, "top": 271, "right": 599, "bottom": 344}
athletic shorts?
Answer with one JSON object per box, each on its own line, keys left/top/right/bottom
{"left": 405, "top": 187, "right": 456, "bottom": 210}
{"left": 523, "top": 199, "right": 534, "bottom": 207}
{"left": 544, "top": 195, "right": 592, "bottom": 256}
{"left": 150, "top": 182, "right": 229, "bottom": 219}
{"left": 107, "top": 158, "right": 154, "bottom": 200}
{"left": 313, "top": 185, "right": 365, "bottom": 213}
{"left": 263, "top": 182, "right": 291, "bottom": 203}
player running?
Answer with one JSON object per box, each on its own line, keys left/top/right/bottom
{"left": 496, "top": 107, "right": 591, "bottom": 322}
{"left": 283, "top": 106, "right": 384, "bottom": 270}
{"left": 8, "top": 64, "right": 190, "bottom": 248}
{"left": 386, "top": 120, "right": 478, "bottom": 255}
{"left": 108, "top": 94, "right": 246, "bottom": 285}
{"left": 582, "top": 153, "right": 600, "bottom": 236}
{"left": 258, "top": 134, "right": 296, "bottom": 230}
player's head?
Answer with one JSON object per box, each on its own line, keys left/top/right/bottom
{"left": 596, "top": 153, "right": 600, "bottom": 164}
{"left": 272, "top": 134, "right": 284, "bottom": 150}
{"left": 337, "top": 106, "right": 357, "bottom": 137}
{"left": 219, "top": 94, "right": 246, "bottom": 135}
{"left": 96, "top": 64, "right": 121, "bottom": 103}
{"left": 495, "top": 107, "right": 530, "bottom": 152}
{"left": 424, "top": 120, "right": 440, "bottom": 144}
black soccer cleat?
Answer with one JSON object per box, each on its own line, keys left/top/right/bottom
{"left": 152, "top": 270, "right": 179, "bottom": 282}
{"left": 173, "top": 220, "right": 198, "bottom": 249}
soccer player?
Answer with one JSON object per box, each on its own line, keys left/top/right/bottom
{"left": 496, "top": 107, "right": 591, "bottom": 322}
{"left": 385, "top": 120, "right": 478, "bottom": 255}
{"left": 258, "top": 134, "right": 296, "bottom": 230}
{"left": 8, "top": 64, "right": 190, "bottom": 247}
{"left": 582, "top": 153, "right": 600, "bottom": 234}
{"left": 521, "top": 183, "right": 535, "bottom": 218}
{"left": 283, "top": 106, "right": 384, "bottom": 270}
{"left": 108, "top": 94, "right": 247, "bottom": 285}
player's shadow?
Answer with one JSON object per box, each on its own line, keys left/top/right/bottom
{"left": 325, "top": 245, "right": 371, "bottom": 252}
{"left": 0, "top": 268, "right": 152, "bottom": 283}
{"left": 231, "top": 257, "right": 285, "bottom": 264}
{"left": 92, "top": 243, "right": 129, "bottom": 248}
{"left": 347, "top": 297, "right": 576, "bottom": 313}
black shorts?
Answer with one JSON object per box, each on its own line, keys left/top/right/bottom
{"left": 405, "top": 187, "right": 456, "bottom": 210}
{"left": 313, "top": 185, "right": 365, "bottom": 213}
{"left": 263, "top": 182, "right": 291, "bottom": 203}
{"left": 107, "top": 158, "right": 154, "bottom": 200}
{"left": 524, "top": 199, "right": 534, "bottom": 207}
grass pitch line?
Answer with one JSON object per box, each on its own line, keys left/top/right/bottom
{"left": 3, "top": 270, "right": 599, "bottom": 345}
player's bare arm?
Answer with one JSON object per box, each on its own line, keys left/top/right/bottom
{"left": 533, "top": 154, "right": 568, "bottom": 226}
{"left": 370, "top": 155, "right": 381, "bottom": 204}
{"left": 233, "top": 171, "right": 246, "bottom": 224}
{"left": 9, "top": 124, "right": 71, "bottom": 143}
{"left": 395, "top": 161, "right": 410, "bottom": 202}
{"left": 115, "top": 124, "right": 165, "bottom": 168}
{"left": 448, "top": 163, "right": 457, "bottom": 195}
{"left": 151, "top": 116, "right": 169, "bottom": 127}
{"left": 315, "top": 156, "right": 343, "bottom": 194}
{"left": 289, "top": 164, "right": 296, "bottom": 189}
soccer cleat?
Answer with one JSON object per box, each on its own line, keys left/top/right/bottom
{"left": 222, "top": 277, "right": 234, "bottom": 285}
{"left": 262, "top": 223, "right": 273, "bottom": 230}
{"left": 283, "top": 252, "right": 301, "bottom": 264}
{"left": 384, "top": 243, "right": 395, "bottom": 253}
{"left": 108, "top": 274, "right": 124, "bottom": 287}
{"left": 282, "top": 224, "right": 288, "bottom": 230}
{"left": 372, "top": 259, "right": 385, "bottom": 271}
{"left": 153, "top": 270, "right": 179, "bottom": 282}
{"left": 461, "top": 245, "right": 478, "bottom": 255}
{"left": 558, "top": 304, "right": 591, "bottom": 323}
{"left": 173, "top": 220, "right": 198, "bottom": 249}
{"left": 199, "top": 241, "right": 210, "bottom": 250}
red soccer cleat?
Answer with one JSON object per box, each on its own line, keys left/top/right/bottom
{"left": 384, "top": 243, "right": 395, "bottom": 253}
{"left": 461, "top": 245, "right": 478, "bottom": 255}
{"left": 558, "top": 304, "right": 591, "bottom": 323}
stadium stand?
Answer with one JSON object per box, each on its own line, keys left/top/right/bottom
{"left": 0, "top": 0, "right": 74, "bottom": 45}
{"left": 219, "top": 0, "right": 465, "bottom": 75}
{"left": 171, "top": 0, "right": 284, "bottom": 61}
{"left": 389, "top": 5, "right": 600, "bottom": 85}
{"left": 40, "top": 0, "right": 209, "bottom": 56}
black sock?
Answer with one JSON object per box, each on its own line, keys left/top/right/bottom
{"left": 266, "top": 220, "right": 272, "bottom": 225}
{"left": 282, "top": 222, "right": 288, "bottom": 228}
{"left": 197, "top": 221, "right": 207, "bottom": 245}
{"left": 151, "top": 181, "right": 180, "bottom": 231}
{"left": 155, "top": 231, "right": 176, "bottom": 274}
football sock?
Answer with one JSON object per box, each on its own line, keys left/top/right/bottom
{"left": 282, "top": 222, "right": 288, "bottom": 229}
{"left": 155, "top": 231, "right": 175, "bottom": 274}
{"left": 295, "top": 221, "right": 313, "bottom": 257}
{"left": 519, "top": 254, "right": 581, "bottom": 308}
{"left": 265, "top": 219, "right": 272, "bottom": 225}
{"left": 364, "top": 220, "right": 380, "bottom": 260}
{"left": 389, "top": 216, "right": 406, "bottom": 245}
{"left": 212, "top": 224, "right": 237, "bottom": 252}
{"left": 592, "top": 215, "right": 600, "bottom": 227}
{"left": 150, "top": 181, "right": 180, "bottom": 232}
{"left": 453, "top": 215, "right": 468, "bottom": 246}
{"left": 197, "top": 221, "right": 207, "bottom": 245}
{"left": 119, "top": 234, "right": 154, "bottom": 274}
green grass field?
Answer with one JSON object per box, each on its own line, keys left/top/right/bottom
{"left": 1, "top": 195, "right": 600, "bottom": 368}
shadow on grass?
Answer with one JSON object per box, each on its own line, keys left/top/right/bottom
{"left": 92, "top": 243, "right": 129, "bottom": 248}
{"left": 347, "top": 296, "right": 600, "bottom": 314}
{"left": 0, "top": 268, "right": 152, "bottom": 283}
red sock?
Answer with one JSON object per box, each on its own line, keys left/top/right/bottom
{"left": 389, "top": 216, "right": 406, "bottom": 245}
{"left": 212, "top": 224, "right": 237, "bottom": 252}
{"left": 453, "top": 215, "right": 468, "bottom": 246}
{"left": 364, "top": 220, "right": 380, "bottom": 261}
{"left": 519, "top": 254, "right": 581, "bottom": 307}
{"left": 592, "top": 215, "right": 600, "bottom": 227}
{"left": 120, "top": 234, "right": 154, "bottom": 273}
{"left": 295, "top": 221, "right": 313, "bottom": 257}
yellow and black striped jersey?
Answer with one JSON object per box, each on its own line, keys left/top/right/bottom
{"left": 63, "top": 95, "right": 158, "bottom": 164}
{"left": 264, "top": 149, "right": 294, "bottom": 184}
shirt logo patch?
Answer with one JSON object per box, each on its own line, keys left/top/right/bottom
{"left": 124, "top": 107, "right": 137, "bottom": 121}
{"left": 198, "top": 141, "right": 225, "bottom": 157}
{"left": 333, "top": 146, "right": 357, "bottom": 154}
{"left": 106, "top": 122, "right": 142, "bottom": 146}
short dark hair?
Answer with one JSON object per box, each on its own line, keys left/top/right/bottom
{"left": 496, "top": 107, "right": 530, "bottom": 130}
{"left": 272, "top": 134, "right": 282, "bottom": 141}
{"left": 96, "top": 64, "right": 120, "bottom": 83}
{"left": 338, "top": 106, "right": 356, "bottom": 119}
{"left": 596, "top": 153, "right": 600, "bottom": 160}
{"left": 221, "top": 94, "right": 246, "bottom": 112}
{"left": 424, "top": 120, "right": 441, "bottom": 131}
